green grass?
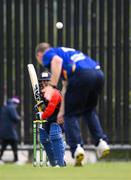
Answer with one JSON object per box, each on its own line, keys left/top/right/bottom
{"left": 0, "top": 162, "right": 131, "bottom": 180}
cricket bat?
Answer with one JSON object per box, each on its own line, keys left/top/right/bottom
{"left": 27, "top": 64, "right": 42, "bottom": 111}
{"left": 27, "top": 64, "right": 45, "bottom": 166}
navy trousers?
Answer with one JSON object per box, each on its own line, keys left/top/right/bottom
{"left": 64, "top": 69, "right": 108, "bottom": 157}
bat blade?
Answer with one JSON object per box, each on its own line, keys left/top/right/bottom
{"left": 27, "top": 64, "right": 41, "bottom": 102}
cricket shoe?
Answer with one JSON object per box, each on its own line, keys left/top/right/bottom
{"left": 96, "top": 139, "right": 110, "bottom": 159}
{"left": 74, "top": 144, "right": 85, "bottom": 166}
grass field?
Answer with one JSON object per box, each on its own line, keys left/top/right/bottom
{"left": 0, "top": 162, "right": 131, "bottom": 180}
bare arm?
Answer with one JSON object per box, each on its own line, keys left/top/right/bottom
{"left": 57, "top": 80, "right": 67, "bottom": 124}
{"left": 43, "top": 55, "right": 63, "bottom": 100}
{"left": 50, "top": 55, "right": 63, "bottom": 87}
{"left": 59, "top": 80, "right": 67, "bottom": 115}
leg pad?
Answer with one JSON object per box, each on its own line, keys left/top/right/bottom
{"left": 50, "top": 123, "right": 65, "bottom": 166}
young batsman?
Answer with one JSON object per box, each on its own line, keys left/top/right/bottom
{"left": 35, "top": 71, "right": 65, "bottom": 167}
{"left": 35, "top": 42, "right": 110, "bottom": 166}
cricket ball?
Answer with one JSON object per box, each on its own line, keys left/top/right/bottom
{"left": 56, "top": 22, "right": 63, "bottom": 29}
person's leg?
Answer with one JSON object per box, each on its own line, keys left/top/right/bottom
{"left": 64, "top": 69, "right": 105, "bottom": 162}
{"left": 83, "top": 110, "right": 110, "bottom": 158}
{"left": 64, "top": 71, "right": 90, "bottom": 155}
{"left": 64, "top": 116, "right": 83, "bottom": 157}
{"left": 10, "top": 140, "right": 18, "bottom": 162}
{"left": 64, "top": 116, "right": 85, "bottom": 166}
{"left": 83, "top": 69, "right": 110, "bottom": 158}
{"left": 0, "top": 139, "right": 8, "bottom": 160}
{"left": 39, "top": 127, "right": 57, "bottom": 166}
{"left": 83, "top": 110, "right": 108, "bottom": 146}
{"left": 49, "top": 123, "right": 65, "bottom": 166}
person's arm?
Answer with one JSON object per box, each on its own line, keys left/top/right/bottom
{"left": 43, "top": 55, "right": 63, "bottom": 100}
{"left": 57, "top": 80, "right": 67, "bottom": 124}
{"left": 35, "top": 90, "right": 62, "bottom": 120}
{"left": 9, "top": 106, "right": 20, "bottom": 123}
{"left": 42, "top": 90, "right": 62, "bottom": 119}
{"left": 50, "top": 55, "right": 63, "bottom": 87}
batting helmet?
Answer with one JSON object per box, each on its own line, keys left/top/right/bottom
{"left": 39, "top": 71, "right": 51, "bottom": 81}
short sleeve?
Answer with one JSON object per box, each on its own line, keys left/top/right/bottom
{"left": 42, "top": 48, "right": 57, "bottom": 68}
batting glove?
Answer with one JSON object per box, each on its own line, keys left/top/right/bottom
{"left": 34, "top": 100, "right": 45, "bottom": 112}
{"left": 35, "top": 112, "right": 43, "bottom": 120}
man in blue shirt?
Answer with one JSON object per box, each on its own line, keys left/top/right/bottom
{"left": 35, "top": 42, "right": 110, "bottom": 166}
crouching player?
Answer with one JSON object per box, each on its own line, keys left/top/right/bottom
{"left": 35, "top": 72, "right": 65, "bottom": 167}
